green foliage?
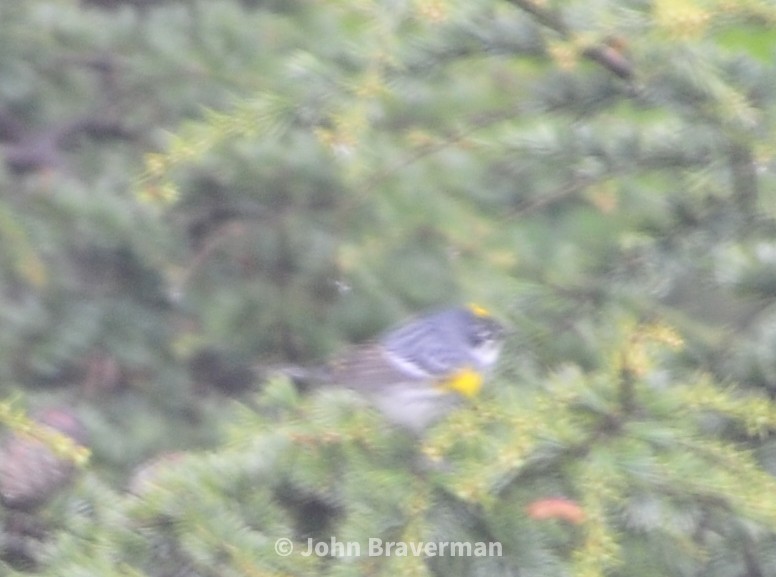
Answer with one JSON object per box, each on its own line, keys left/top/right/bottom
{"left": 1, "top": 0, "right": 776, "bottom": 576}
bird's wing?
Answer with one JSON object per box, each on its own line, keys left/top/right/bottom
{"left": 323, "top": 342, "right": 428, "bottom": 393}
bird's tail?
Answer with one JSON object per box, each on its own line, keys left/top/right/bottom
{"left": 258, "top": 364, "right": 329, "bottom": 393}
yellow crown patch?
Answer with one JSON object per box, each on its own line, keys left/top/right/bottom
{"left": 467, "top": 303, "right": 491, "bottom": 317}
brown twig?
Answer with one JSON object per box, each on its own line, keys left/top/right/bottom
{"left": 502, "top": 0, "right": 635, "bottom": 81}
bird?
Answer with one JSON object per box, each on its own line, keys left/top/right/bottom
{"left": 305, "top": 304, "right": 506, "bottom": 433}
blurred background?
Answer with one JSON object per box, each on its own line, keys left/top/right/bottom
{"left": 1, "top": 1, "right": 776, "bottom": 576}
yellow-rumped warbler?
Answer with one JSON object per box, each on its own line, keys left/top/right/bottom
{"left": 314, "top": 304, "right": 506, "bottom": 433}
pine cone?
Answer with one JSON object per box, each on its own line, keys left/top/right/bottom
{"left": 0, "top": 408, "right": 88, "bottom": 511}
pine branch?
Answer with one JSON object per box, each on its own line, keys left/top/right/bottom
{"left": 729, "top": 142, "right": 758, "bottom": 215}
{"left": 502, "top": 175, "right": 596, "bottom": 220}
{"left": 355, "top": 105, "right": 523, "bottom": 196}
{"left": 741, "top": 531, "right": 765, "bottom": 577}
{"left": 1, "top": 114, "right": 135, "bottom": 175}
{"left": 501, "top": 0, "right": 634, "bottom": 81}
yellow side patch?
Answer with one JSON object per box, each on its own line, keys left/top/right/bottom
{"left": 468, "top": 303, "right": 491, "bottom": 317}
{"left": 437, "top": 368, "right": 484, "bottom": 398}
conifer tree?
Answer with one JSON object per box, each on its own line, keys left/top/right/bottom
{"left": 1, "top": 0, "right": 776, "bottom": 576}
